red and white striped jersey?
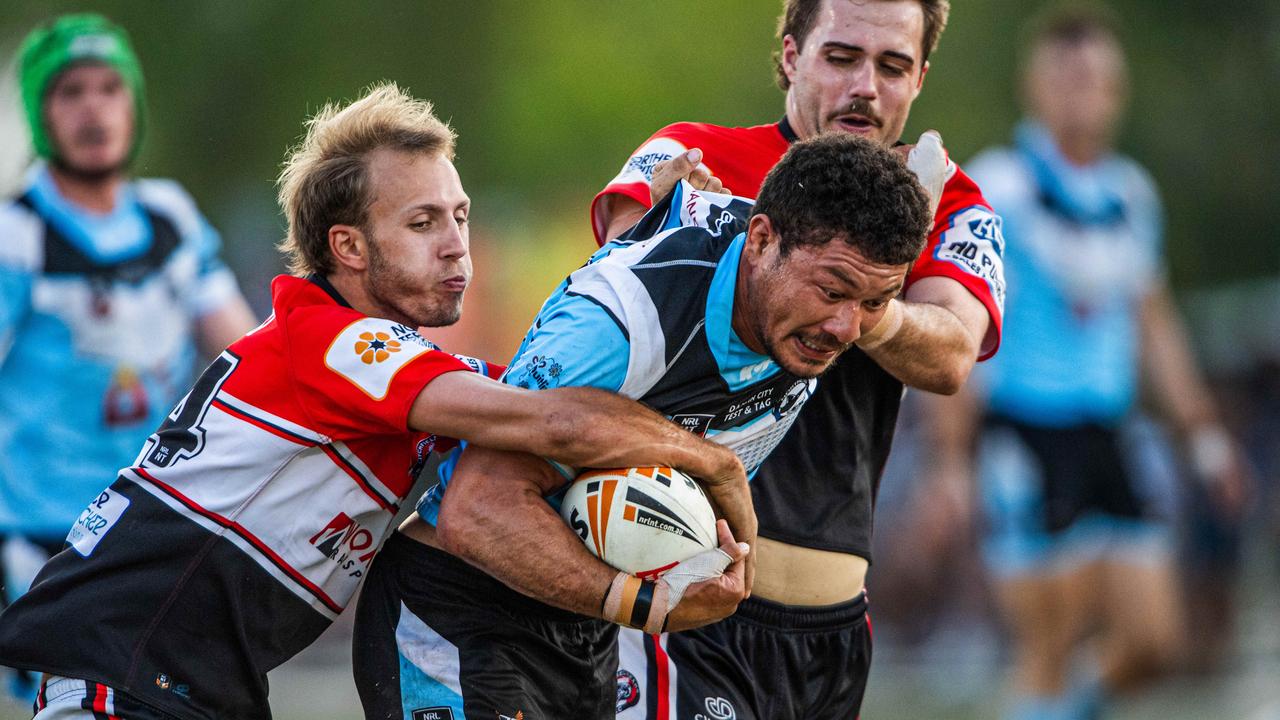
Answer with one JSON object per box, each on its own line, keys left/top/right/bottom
{"left": 0, "top": 274, "right": 496, "bottom": 720}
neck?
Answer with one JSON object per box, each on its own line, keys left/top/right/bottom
{"left": 48, "top": 165, "right": 125, "bottom": 214}
{"left": 730, "top": 255, "right": 767, "bottom": 354}
{"left": 324, "top": 269, "right": 413, "bottom": 326}
{"left": 1051, "top": 128, "right": 1108, "bottom": 166}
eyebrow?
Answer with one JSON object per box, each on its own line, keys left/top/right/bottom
{"left": 821, "top": 41, "right": 916, "bottom": 67}
{"left": 825, "top": 264, "right": 904, "bottom": 298}
{"left": 406, "top": 201, "right": 469, "bottom": 215}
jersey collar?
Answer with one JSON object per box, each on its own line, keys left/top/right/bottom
{"left": 306, "top": 273, "right": 354, "bottom": 309}
{"left": 777, "top": 116, "right": 799, "bottom": 144}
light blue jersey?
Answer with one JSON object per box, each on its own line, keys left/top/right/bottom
{"left": 0, "top": 166, "right": 242, "bottom": 538}
{"left": 967, "top": 122, "right": 1164, "bottom": 427}
{"left": 418, "top": 182, "right": 815, "bottom": 525}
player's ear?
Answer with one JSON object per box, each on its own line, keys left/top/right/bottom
{"left": 781, "top": 34, "right": 801, "bottom": 84}
{"left": 915, "top": 60, "right": 930, "bottom": 94}
{"left": 744, "top": 214, "right": 777, "bottom": 266}
{"left": 329, "top": 224, "right": 370, "bottom": 272}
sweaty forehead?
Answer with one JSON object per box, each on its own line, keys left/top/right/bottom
{"left": 809, "top": 0, "right": 925, "bottom": 59}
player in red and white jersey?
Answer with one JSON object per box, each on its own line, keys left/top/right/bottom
{"left": 0, "top": 83, "right": 750, "bottom": 720}
{"left": 595, "top": 2, "right": 1006, "bottom": 718}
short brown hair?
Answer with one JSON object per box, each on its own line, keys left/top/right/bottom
{"left": 1024, "top": 2, "right": 1121, "bottom": 52}
{"left": 774, "top": 0, "right": 951, "bottom": 90}
{"left": 276, "top": 82, "right": 456, "bottom": 276}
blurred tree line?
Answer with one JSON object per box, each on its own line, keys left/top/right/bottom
{"left": 4, "top": 1, "right": 1277, "bottom": 351}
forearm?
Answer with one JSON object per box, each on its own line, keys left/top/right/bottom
{"left": 434, "top": 449, "right": 617, "bottom": 617}
{"left": 1140, "top": 286, "right": 1219, "bottom": 433}
{"left": 859, "top": 298, "right": 981, "bottom": 395}
{"left": 529, "top": 387, "right": 741, "bottom": 480}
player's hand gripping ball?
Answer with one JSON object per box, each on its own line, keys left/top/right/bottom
{"left": 561, "top": 466, "right": 718, "bottom": 579}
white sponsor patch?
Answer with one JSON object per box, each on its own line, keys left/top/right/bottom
{"left": 324, "top": 318, "right": 433, "bottom": 400}
{"left": 67, "top": 488, "right": 131, "bottom": 557}
{"left": 935, "top": 206, "right": 1007, "bottom": 313}
{"left": 608, "top": 137, "right": 689, "bottom": 187}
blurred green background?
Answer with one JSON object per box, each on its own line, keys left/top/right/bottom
{"left": 3, "top": 0, "right": 1278, "bottom": 363}
{"left": 2, "top": 2, "right": 1278, "bottom": 719}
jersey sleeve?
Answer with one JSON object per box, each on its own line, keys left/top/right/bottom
{"left": 502, "top": 292, "right": 631, "bottom": 394}
{"left": 0, "top": 202, "right": 42, "bottom": 364}
{"left": 591, "top": 126, "right": 696, "bottom": 245}
{"left": 186, "top": 215, "right": 245, "bottom": 318}
{"left": 286, "top": 310, "right": 473, "bottom": 439}
{"left": 908, "top": 167, "right": 1007, "bottom": 360}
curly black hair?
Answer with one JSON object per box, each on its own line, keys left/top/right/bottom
{"left": 753, "top": 134, "right": 932, "bottom": 266}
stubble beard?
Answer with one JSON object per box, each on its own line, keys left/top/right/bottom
{"left": 366, "top": 233, "right": 463, "bottom": 329}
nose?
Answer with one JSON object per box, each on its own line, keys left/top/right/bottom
{"left": 822, "top": 304, "right": 862, "bottom": 346}
{"left": 438, "top": 220, "right": 468, "bottom": 262}
{"left": 847, "top": 61, "right": 877, "bottom": 100}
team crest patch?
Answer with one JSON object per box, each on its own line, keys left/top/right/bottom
{"left": 616, "top": 668, "right": 640, "bottom": 712}
{"left": 325, "top": 318, "right": 432, "bottom": 400}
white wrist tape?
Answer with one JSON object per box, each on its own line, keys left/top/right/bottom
{"left": 856, "top": 299, "right": 904, "bottom": 350}
{"left": 660, "top": 547, "right": 733, "bottom": 612}
{"left": 906, "top": 130, "right": 950, "bottom": 217}
{"left": 1190, "top": 425, "right": 1233, "bottom": 481}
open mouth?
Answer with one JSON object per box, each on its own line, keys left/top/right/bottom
{"left": 834, "top": 114, "right": 880, "bottom": 134}
{"left": 793, "top": 335, "right": 839, "bottom": 361}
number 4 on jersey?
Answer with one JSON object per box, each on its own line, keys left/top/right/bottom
{"left": 144, "top": 352, "right": 239, "bottom": 468}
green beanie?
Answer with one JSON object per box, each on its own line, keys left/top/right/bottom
{"left": 18, "top": 13, "right": 147, "bottom": 162}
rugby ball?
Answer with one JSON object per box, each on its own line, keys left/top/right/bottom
{"left": 560, "top": 466, "right": 717, "bottom": 579}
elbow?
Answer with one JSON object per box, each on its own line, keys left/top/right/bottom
{"left": 434, "top": 493, "right": 482, "bottom": 561}
{"left": 539, "top": 402, "right": 592, "bottom": 463}
{"left": 918, "top": 359, "right": 974, "bottom": 396}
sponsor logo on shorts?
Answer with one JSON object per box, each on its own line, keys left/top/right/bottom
{"left": 496, "top": 712, "right": 524, "bottom": 720}
{"left": 411, "top": 708, "right": 455, "bottom": 720}
{"left": 616, "top": 668, "right": 640, "bottom": 712}
{"left": 696, "top": 696, "right": 736, "bottom": 720}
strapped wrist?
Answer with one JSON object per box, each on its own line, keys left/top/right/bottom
{"left": 856, "top": 298, "right": 904, "bottom": 350}
{"left": 602, "top": 572, "right": 670, "bottom": 633}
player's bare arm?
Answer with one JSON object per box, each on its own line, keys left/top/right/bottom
{"left": 195, "top": 294, "right": 258, "bottom": 356}
{"left": 408, "top": 370, "right": 758, "bottom": 568}
{"left": 858, "top": 275, "right": 989, "bottom": 395}
{"left": 1139, "top": 282, "right": 1249, "bottom": 512}
{"left": 426, "top": 446, "right": 748, "bottom": 631}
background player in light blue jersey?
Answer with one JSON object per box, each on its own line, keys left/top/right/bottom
{"left": 0, "top": 13, "right": 256, "bottom": 697}
{"left": 928, "top": 5, "right": 1250, "bottom": 719}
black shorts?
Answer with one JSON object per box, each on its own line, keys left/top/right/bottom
{"left": 353, "top": 532, "right": 619, "bottom": 720}
{"left": 616, "top": 593, "right": 871, "bottom": 719}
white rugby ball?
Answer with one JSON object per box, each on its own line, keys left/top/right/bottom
{"left": 560, "top": 466, "right": 717, "bottom": 579}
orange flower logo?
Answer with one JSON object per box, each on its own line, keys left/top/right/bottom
{"left": 354, "top": 331, "right": 401, "bottom": 364}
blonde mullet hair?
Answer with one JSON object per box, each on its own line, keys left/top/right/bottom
{"left": 276, "top": 82, "right": 456, "bottom": 276}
